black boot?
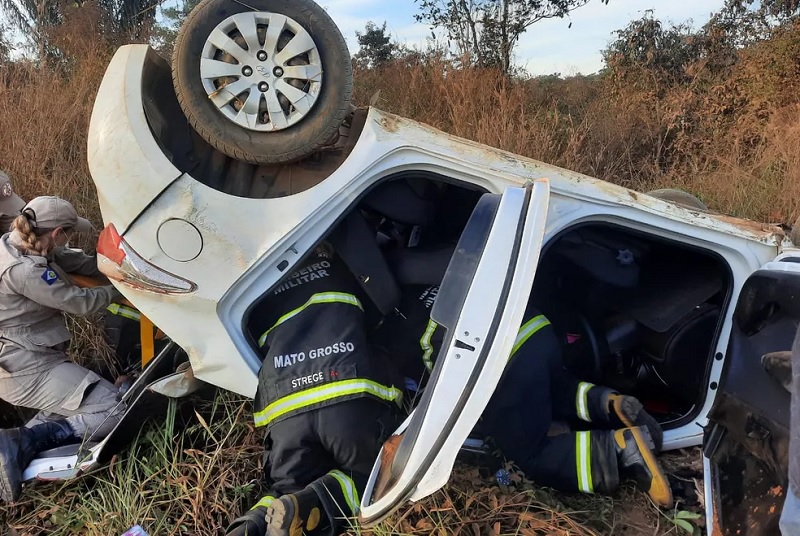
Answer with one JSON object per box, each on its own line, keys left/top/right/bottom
{"left": 587, "top": 386, "right": 663, "bottom": 452}
{"left": 265, "top": 486, "right": 324, "bottom": 536}
{"left": 590, "top": 428, "right": 672, "bottom": 507}
{"left": 225, "top": 505, "right": 268, "bottom": 536}
{"left": 0, "top": 420, "right": 74, "bottom": 503}
{"left": 613, "top": 427, "right": 672, "bottom": 508}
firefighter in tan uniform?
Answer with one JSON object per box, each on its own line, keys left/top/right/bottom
{"left": 0, "top": 196, "right": 122, "bottom": 503}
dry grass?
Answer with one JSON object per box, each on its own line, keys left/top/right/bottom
{"left": 353, "top": 33, "right": 800, "bottom": 225}
{"left": 1, "top": 387, "right": 704, "bottom": 535}
{"left": 1, "top": 392, "right": 265, "bottom": 536}
{"left": 0, "top": 4, "right": 113, "bottom": 230}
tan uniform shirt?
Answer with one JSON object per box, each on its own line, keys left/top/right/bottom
{"left": 0, "top": 232, "right": 116, "bottom": 352}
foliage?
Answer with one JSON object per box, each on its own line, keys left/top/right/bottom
{"left": 0, "top": 0, "right": 158, "bottom": 58}
{"left": 0, "top": 25, "right": 13, "bottom": 63}
{"left": 414, "top": 0, "right": 606, "bottom": 74}
{"left": 149, "top": 0, "right": 201, "bottom": 57}
{"left": 602, "top": 11, "right": 703, "bottom": 85}
{"left": 353, "top": 21, "right": 398, "bottom": 69}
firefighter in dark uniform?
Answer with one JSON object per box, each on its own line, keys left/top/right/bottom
{"left": 374, "top": 284, "right": 673, "bottom": 508}
{"left": 226, "top": 244, "right": 403, "bottom": 536}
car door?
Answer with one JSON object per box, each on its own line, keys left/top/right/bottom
{"left": 359, "top": 179, "right": 551, "bottom": 525}
{"left": 703, "top": 258, "right": 800, "bottom": 535}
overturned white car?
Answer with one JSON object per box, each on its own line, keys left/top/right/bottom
{"left": 23, "top": 2, "right": 798, "bottom": 534}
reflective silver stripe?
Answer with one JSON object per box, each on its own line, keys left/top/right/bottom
{"left": 576, "top": 381, "right": 594, "bottom": 422}
{"left": 258, "top": 292, "right": 363, "bottom": 347}
{"left": 575, "top": 431, "right": 594, "bottom": 493}
{"left": 510, "top": 315, "right": 551, "bottom": 359}
{"left": 253, "top": 379, "right": 402, "bottom": 427}
{"left": 107, "top": 303, "right": 141, "bottom": 321}
{"left": 419, "top": 319, "right": 437, "bottom": 371}
{"left": 251, "top": 495, "right": 275, "bottom": 510}
{"left": 327, "top": 470, "right": 360, "bottom": 515}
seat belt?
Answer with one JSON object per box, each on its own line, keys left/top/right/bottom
{"left": 328, "top": 211, "right": 400, "bottom": 317}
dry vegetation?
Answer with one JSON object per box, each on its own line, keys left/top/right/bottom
{"left": 0, "top": 3, "right": 798, "bottom": 535}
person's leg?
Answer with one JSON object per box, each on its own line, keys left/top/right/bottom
{"left": 533, "top": 335, "right": 664, "bottom": 451}
{"left": 517, "top": 427, "right": 672, "bottom": 507}
{"left": 0, "top": 345, "right": 120, "bottom": 503}
{"left": 0, "top": 343, "right": 121, "bottom": 440}
{"left": 16, "top": 361, "right": 122, "bottom": 440}
{"left": 267, "top": 398, "right": 401, "bottom": 536}
{"left": 0, "top": 419, "right": 73, "bottom": 502}
{"left": 575, "top": 383, "right": 664, "bottom": 452}
{"left": 482, "top": 339, "right": 555, "bottom": 465}
{"left": 226, "top": 412, "right": 333, "bottom": 536}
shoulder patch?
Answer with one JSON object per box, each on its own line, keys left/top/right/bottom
{"left": 41, "top": 268, "right": 59, "bottom": 285}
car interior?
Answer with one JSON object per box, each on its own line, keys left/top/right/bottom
{"left": 244, "top": 174, "right": 734, "bottom": 433}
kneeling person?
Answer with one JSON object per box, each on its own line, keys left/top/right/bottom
{"left": 227, "top": 244, "right": 403, "bottom": 536}
{"left": 375, "top": 284, "right": 672, "bottom": 508}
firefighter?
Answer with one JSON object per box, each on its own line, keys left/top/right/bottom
{"left": 374, "top": 284, "right": 673, "bottom": 508}
{"left": 0, "top": 196, "right": 123, "bottom": 503}
{"left": 226, "top": 243, "right": 403, "bottom": 536}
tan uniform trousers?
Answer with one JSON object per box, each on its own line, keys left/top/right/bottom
{"left": 0, "top": 341, "right": 122, "bottom": 439}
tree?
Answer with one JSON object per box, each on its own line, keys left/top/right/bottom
{"left": 150, "top": 0, "right": 201, "bottom": 56}
{"left": 0, "top": 26, "right": 12, "bottom": 63}
{"left": 0, "top": 0, "right": 159, "bottom": 58}
{"left": 703, "top": 0, "right": 800, "bottom": 49}
{"left": 414, "top": 0, "right": 607, "bottom": 75}
{"left": 353, "top": 21, "right": 396, "bottom": 68}
{"left": 602, "top": 11, "right": 703, "bottom": 83}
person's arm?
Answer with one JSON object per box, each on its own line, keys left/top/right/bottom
{"left": 10, "top": 262, "right": 118, "bottom": 315}
{"left": 51, "top": 246, "right": 103, "bottom": 278}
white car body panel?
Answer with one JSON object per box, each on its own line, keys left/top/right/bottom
{"left": 87, "top": 44, "right": 788, "bottom": 454}
{"left": 23, "top": 447, "right": 99, "bottom": 482}
{"left": 87, "top": 46, "right": 182, "bottom": 233}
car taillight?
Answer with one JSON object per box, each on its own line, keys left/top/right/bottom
{"left": 371, "top": 433, "right": 403, "bottom": 501}
{"left": 97, "top": 224, "right": 196, "bottom": 294}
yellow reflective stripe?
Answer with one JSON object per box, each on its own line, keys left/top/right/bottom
{"left": 510, "top": 315, "right": 551, "bottom": 359}
{"left": 576, "top": 381, "right": 595, "bottom": 422}
{"left": 258, "top": 292, "right": 363, "bottom": 347}
{"left": 251, "top": 495, "right": 276, "bottom": 510}
{"left": 253, "top": 379, "right": 402, "bottom": 427}
{"left": 419, "top": 319, "right": 438, "bottom": 371}
{"left": 576, "top": 431, "right": 594, "bottom": 494}
{"left": 327, "top": 470, "right": 360, "bottom": 515}
{"left": 107, "top": 303, "right": 141, "bottom": 321}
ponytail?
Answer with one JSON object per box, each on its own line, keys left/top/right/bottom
{"left": 10, "top": 211, "right": 49, "bottom": 256}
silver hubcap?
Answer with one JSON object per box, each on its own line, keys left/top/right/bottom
{"left": 200, "top": 11, "right": 323, "bottom": 132}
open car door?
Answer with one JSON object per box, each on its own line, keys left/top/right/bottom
{"left": 703, "top": 260, "right": 800, "bottom": 535}
{"left": 359, "top": 179, "right": 550, "bottom": 525}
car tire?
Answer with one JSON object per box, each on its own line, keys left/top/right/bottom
{"left": 646, "top": 188, "right": 708, "bottom": 211}
{"left": 172, "top": 0, "right": 352, "bottom": 164}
